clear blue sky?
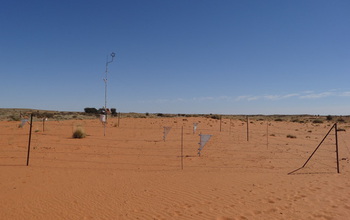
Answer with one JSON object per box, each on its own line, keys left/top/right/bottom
{"left": 1, "top": 0, "right": 349, "bottom": 115}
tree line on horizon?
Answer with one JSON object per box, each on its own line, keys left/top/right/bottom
{"left": 84, "top": 107, "right": 117, "bottom": 115}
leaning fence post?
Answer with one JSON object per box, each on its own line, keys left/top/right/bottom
{"left": 26, "top": 114, "right": 33, "bottom": 166}
{"left": 302, "top": 123, "right": 336, "bottom": 168}
{"left": 288, "top": 123, "right": 339, "bottom": 175}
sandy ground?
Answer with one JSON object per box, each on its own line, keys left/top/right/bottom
{"left": 1, "top": 117, "right": 350, "bottom": 220}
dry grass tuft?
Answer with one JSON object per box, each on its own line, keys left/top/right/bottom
{"left": 72, "top": 127, "right": 86, "bottom": 139}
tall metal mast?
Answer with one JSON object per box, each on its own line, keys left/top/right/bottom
{"left": 104, "top": 52, "right": 116, "bottom": 111}
{"left": 103, "top": 52, "right": 115, "bottom": 136}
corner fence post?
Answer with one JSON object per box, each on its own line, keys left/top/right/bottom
{"left": 301, "top": 123, "right": 336, "bottom": 168}
{"left": 288, "top": 123, "right": 339, "bottom": 175}
{"left": 26, "top": 114, "right": 33, "bottom": 166}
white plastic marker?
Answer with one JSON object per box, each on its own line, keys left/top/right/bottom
{"left": 100, "top": 114, "right": 106, "bottom": 123}
{"left": 193, "top": 123, "right": 198, "bottom": 134}
{"left": 19, "top": 119, "right": 28, "bottom": 128}
{"left": 163, "top": 126, "right": 172, "bottom": 141}
{"left": 198, "top": 134, "right": 212, "bottom": 156}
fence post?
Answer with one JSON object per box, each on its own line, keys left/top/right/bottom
{"left": 42, "top": 118, "right": 46, "bottom": 132}
{"left": 266, "top": 120, "right": 269, "bottom": 149}
{"left": 335, "top": 123, "right": 340, "bottom": 173}
{"left": 26, "top": 114, "right": 33, "bottom": 166}
{"left": 246, "top": 116, "right": 249, "bottom": 141}
{"left": 118, "top": 112, "right": 121, "bottom": 127}
{"left": 229, "top": 119, "right": 232, "bottom": 135}
{"left": 181, "top": 126, "right": 184, "bottom": 170}
{"left": 220, "top": 115, "right": 222, "bottom": 132}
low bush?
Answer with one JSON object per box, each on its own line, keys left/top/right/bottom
{"left": 337, "top": 118, "right": 346, "bottom": 123}
{"left": 84, "top": 107, "right": 98, "bottom": 114}
{"left": 210, "top": 114, "right": 221, "bottom": 120}
{"left": 312, "top": 119, "right": 323, "bottom": 124}
{"left": 9, "top": 115, "right": 21, "bottom": 121}
{"left": 287, "top": 134, "right": 297, "bottom": 139}
{"left": 72, "top": 128, "right": 86, "bottom": 139}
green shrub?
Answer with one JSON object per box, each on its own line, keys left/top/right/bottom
{"left": 111, "top": 108, "right": 117, "bottom": 115}
{"left": 313, "top": 119, "right": 323, "bottom": 124}
{"left": 210, "top": 114, "right": 221, "bottom": 120}
{"left": 84, "top": 107, "right": 98, "bottom": 114}
{"left": 337, "top": 118, "right": 346, "bottom": 123}
{"left": 9, "top": 115, "right": 21, "bottom": 121}
{"left": 274, "top": 118, "right": 283, "bottom": 122}
{"left": 72, "top": 128, "right": 86, "bottom": 138}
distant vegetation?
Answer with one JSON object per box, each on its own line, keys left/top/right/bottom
{"left": 1, "top": 109, "right": 350, "bottom": 123}
{"left": 337, "top": 118, "right": 346, "bottom": 123}
{"left": 84, "top": 107, "right": 98, "bottom": 114}
{"left": 209, "top": 114, "right": 221, "bottom": 120}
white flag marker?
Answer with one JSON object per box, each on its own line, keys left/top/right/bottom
{"left": 198, "top": 134, "right": 212, "bottom": 156}
{"left": 193, "top": 123, "right": 198, "bottom": 134}
{"left": 163, "top": 126, "right": 172, "bottom": 141}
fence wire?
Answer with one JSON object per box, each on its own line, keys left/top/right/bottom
{"left": 1, "top": 117, "right": 349, "bottom": 174}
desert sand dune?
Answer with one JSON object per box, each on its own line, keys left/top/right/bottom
{"left": 1, "top": 117, "right": 349, "bottom": 219}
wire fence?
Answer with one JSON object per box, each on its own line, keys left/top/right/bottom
{"left": 1, "top": 116, "right": 349, "bottom": 174}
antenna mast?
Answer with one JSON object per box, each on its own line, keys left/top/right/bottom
{"left": 103, "top": 52, "right": 115, "bottom": 136}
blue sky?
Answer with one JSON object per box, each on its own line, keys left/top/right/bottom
{"left": 1, "top": 0, "right": 349, "bottom": 115}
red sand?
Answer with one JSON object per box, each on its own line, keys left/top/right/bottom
{"left": 1, "top": 117, "right": 350, "bottom": 219}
